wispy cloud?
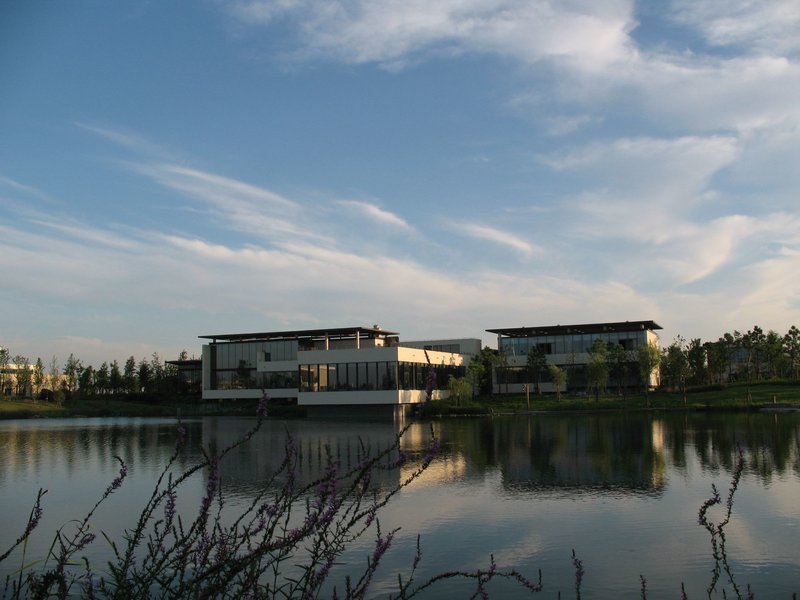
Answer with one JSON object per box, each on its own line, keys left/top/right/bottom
{"left": 451, "top": 222, "right": 539, "bottom": 255}
{"left": 75, "top": 121, "right": 179, "bottom": 161}
{"left": 130, "top": 162, "right": 322, "bottom": 244}
{"left": 336, "top": 200, "right": 413, "bottom": 231}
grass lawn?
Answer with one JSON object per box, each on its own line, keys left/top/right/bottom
{"left": 0, "top": 398, "right": 69, "bottom": 419}
{"left": 0, "top": 395, "right": 302, "bottom": 419}
{"left": 3, "top": 381, "right": 799, "bottom": 420}
{"left": 422, "top": 381, "right": 800, "bottom": 416}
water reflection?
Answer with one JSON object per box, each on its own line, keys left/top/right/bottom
{"left": 1, "top": 412, "right": 798, "bottom": 497}
{"left": 1, "top": 412, "right": 798, "bottom": 597}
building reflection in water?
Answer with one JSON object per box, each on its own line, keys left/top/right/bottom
{"left": 0, "top": 412, "right": 797, "bottom": 503}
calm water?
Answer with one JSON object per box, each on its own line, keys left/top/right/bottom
{"left": 1, "top": 412, "right": 798, "bottom": 598}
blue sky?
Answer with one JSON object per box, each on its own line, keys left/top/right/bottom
{"left": 2, "top": 0, "right": 799, "bottom": 367}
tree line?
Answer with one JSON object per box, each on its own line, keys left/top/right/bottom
{"left": 0, "top": 347, "right": 194, "bottom": 401}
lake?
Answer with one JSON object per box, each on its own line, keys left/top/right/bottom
{"left": 1, "top": 411, "right": 798, "bottom": 598}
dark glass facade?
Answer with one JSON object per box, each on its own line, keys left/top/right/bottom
{"left": 299, "top": 361, "right": 464, "bottom": 392}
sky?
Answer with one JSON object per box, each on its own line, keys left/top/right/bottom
{"left": 1, "top": 0, "right": 799, "bottom": 368}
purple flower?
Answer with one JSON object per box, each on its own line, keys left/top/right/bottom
{"left": 371, "top": 532, "right": 394, "bottom": 566}
{"left": 572, "top": 549, "right": 584, "bottom": 592}
{"left": 164, "top": 489, "right": 177, "bottom": 525}
{"left": 517, "top": 573, "right": 543, "bottom": 592}
{"left": 25, "top": 503, "right": 43, "bottom": 537}
{"left": 106, "top": 458, "right": 128, "bottom": 494}
{"left": 364, "top": 504, "right": 378, "bottom": 529}
{"left": 76, "top": 533, "right": 96, "bottom": 551}
{"left": 199, "top": 457, "right": 220, "bottom": 519}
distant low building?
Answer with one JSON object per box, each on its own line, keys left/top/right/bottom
{"left": 0, "top": 363, "right": 33, "bottom": 398}
{"left": 165, "top": 359, "right": 202, "bottom": 396}
{"left": 486, "top": 320, "right": 662, "bottom": 394}
{"left": 199, "top": 326, "right": 470, "bottom": 418}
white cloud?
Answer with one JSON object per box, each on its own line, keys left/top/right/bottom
{"left": 541, "top": 135, "right": 739, "bottom": 196}
{"left": 227, "top": 0, "right": 637, "bottom": 71}
{"left": 626, "top": 55, "right": 800, "bottom": 136}
{"left": 336, "top": 200, "right": 413, "bottom": 231}
{"left": 450, "top": 222, "right": 539, "bottom": 255}
{"left": 669, "top": 0, "right": 800, "bottom": 55}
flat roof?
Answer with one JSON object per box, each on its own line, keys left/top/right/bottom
{"left": 165, "top": 359, "right": 202, "bottom": 366}
{"left": 199, "top": 326, "right": 398, "bottom": 343}
{"left": 486, "top": 320, "right": 662, "bottom": 338}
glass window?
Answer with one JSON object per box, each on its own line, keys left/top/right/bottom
{"left": 377, "top": 362, "right": 388, "bottom": 390}
{"left": 357, "top": 363, "right": 368, "bottom": 390}
{"left": 318, "top": 364, "right": 328, "bottom": 391}
{"left": 327, "top": 364, "right": 337, "bottom": 391}
{"left": 299, "top": 365, "right": 312, "bottom": 392}
{"left": 348, "top": 363, "right": 357, "bottom": 390}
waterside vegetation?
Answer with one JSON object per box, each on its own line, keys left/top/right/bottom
{"left": 1, "top": 379, "right": 798, "bottom": 421}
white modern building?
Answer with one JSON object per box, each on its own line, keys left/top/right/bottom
{"left": 487, "top": 320, "right": 662, "bottom": 394}
{"left": 200, "top": 327, "right": 469, "bottom": 417}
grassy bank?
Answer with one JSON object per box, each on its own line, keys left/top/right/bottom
{"left": 0, "top": 395, "right": 306, "bottom": 420}
{"left": 420, "top": 380, "right": 800, "bottom": 416}
{"left": 3, "top": 381, "right": 799, "bottom": 420}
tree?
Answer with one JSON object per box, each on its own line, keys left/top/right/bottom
{"left": 150, "top": 352, "right": 165, "bottom": 393}
{"left": 687, "top": 338, "right": 707, "bottom": 385}
{"left": 137, "top": 358, "right": 152, "bottom": 393}
{"left": 608, "top": 342, "right": 631, "bottom": 397}
{"left": 12, "top": 355, "right": 32, "bottom": 397}
{"left": 96, "top": 362, "right": 110, "bottom": 395}
{"left": 110, "top": 360, "right": 123, "bottom": 394}
{"left": 526, "top": 346, "right": 547, "bottom": 395}
{"left": 586, "top": 338, "right": 609, "bottom": 402}
{"left": 447, "top": 375, "right": 471, "bottom": 406}
{"left": 548, "top": 363, "right": 566, "bottom": 402}
{"left": 63, "top": 353, "right": 81, "bottom": 394}
{"left": 785, "top": 325, "right": 800, "bottom": 380}
{"left": 48, "top": 356, "right": 61, "bottom": 397}
{"left": 474, "top": 347, "right": 498, "bottom": 396}
{"left": 0, "top": 346, "right": 9, "bottom": 397}
{"left": 704, "top": 340, "right": 727, "bottom": 385}
{"left": 763, "top": 330, "right": 786, "bottom": 378}
{"left": 33, "top": 357, "right": 44, "bottom": 398}
{"left": 496, "top": 349, "right": 510, "bottom": 394}
{"left": 465, "top": 355, "right": 485, "bottom": 399}
{"left": 124, "top": 356, "right": 137, "bottom": 393}
{"left": 78, "top": 365, "right": 95, "bottom": 397}
{"left": 662, "top": 338, "right": 690, "bottom": 405}
{"left": 638, "top": 341, "right": 660, "bottom": 407}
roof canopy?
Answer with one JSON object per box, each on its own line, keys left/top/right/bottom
{"left": 486, "top": 320, "right": 662, "bottom": 338}
{"left": 199, "top": 326, "right": 398, "bottom": 343}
